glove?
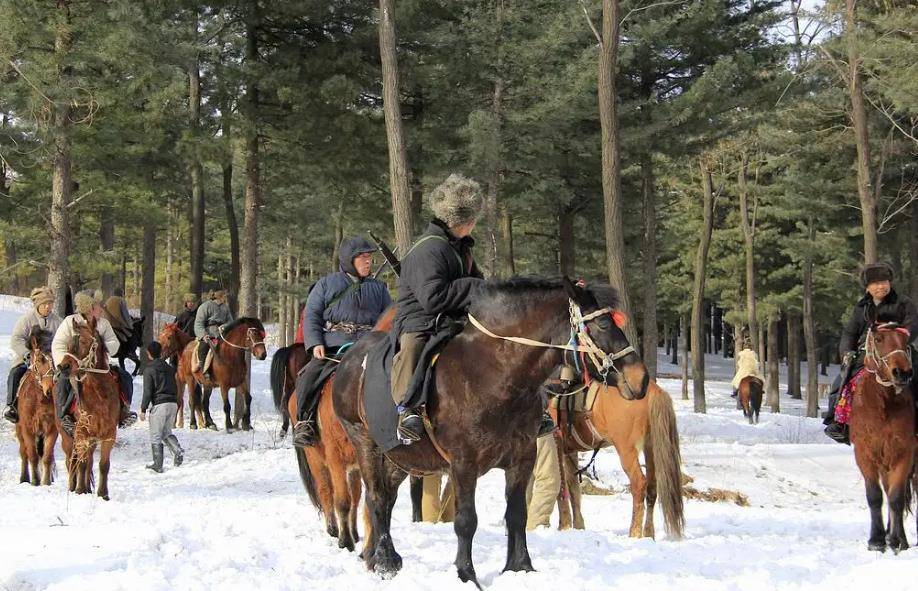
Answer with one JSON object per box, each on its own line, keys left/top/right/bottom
{"left": 843, "top": 351, "right": 857, "bottom": 366}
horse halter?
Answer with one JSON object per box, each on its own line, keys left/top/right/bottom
{"left": 218, "top": 325, "right": 266, "bottom": 352}
{"left": 30, "top": 351, "right": 55, "bottom": 385}
{"left": 864, "top": 323, "right": 912, "bottom": 389}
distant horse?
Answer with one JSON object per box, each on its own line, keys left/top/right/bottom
{"left": 334, "top": 278, "right": 647, "bottom": 585}
{"left": 849, "top": 322, "right": 916, "bottom": 553}
{"left": 57, "top": 316, "right": 121, "bottom": 499}
{"left": 16, "top": 327, "right": 58, "bottom": 486}
{"left": 738, "top": 376, "right": 763, "bottom": 425}
{"left": 114, "top": 316, "right": 145, "bottom": 376}
{"left": 178, "top": 318, "right": 267, "bottom": 432}
{"left": 157, "top": 323, "right": 195, "bottom": 428}
{"left": 555, "top": 381, "right": 684, "bottom": 539}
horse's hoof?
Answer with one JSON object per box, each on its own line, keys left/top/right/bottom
{"left": 327, "top": 524, "right": 340, "bottom": 539}
{"left": 101, "top": 495, "right": 110, "bottom": 501}
{"left": 225, "top": 427, "right": 235, "bottom": 434}
{"left": 868, "top": 541, "right": 887, "bottom": 553}
{"left": 206, "top": 424, "right": 218, "bottom": 431}
{"left": 456, "top": 565, "right": 480, "bottom": 589}
{"left": 189, "top": 423, "right": 198, "bottom": 430}
{"left": 339, "top": 536, "right": 356, "bottom": 552}
{"left": 372, "top": 547, "right": 402, "bottom": 578}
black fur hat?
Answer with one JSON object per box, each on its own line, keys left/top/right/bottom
{"left": 860, "top": 262, "right": 894, "bottom": 287}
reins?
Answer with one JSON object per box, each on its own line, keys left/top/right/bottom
{"left": 864, "top": 323, "right": 912, "bottom": 389}
{"left": 219, "top": 325, "right": 266, "bottom": 353}
{"left": 63, "top": 337, "right": 110, "bottom": 379}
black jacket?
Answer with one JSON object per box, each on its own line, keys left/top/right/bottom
{"left": 839, "top": 289, "right": 918, "bottom": 356}
{"left": 175, "top": 306, "right": 198, "bottom": 336}
{"left": 141, "top": 358, "right": 178, "bottom": 411}
{"left": 394, "top": 220, "right": 484, "bottom": 336}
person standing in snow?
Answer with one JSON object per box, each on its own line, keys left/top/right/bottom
{"left": 140, "top": 341, "right": 184, "bottom": 472}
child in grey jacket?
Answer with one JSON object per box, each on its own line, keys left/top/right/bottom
{"left": 140, "top": 341, "right": 184, "bottom": 472}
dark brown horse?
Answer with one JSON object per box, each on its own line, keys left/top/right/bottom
{"left": 850, "top": 322, "right": 916, "bottom": 553}
{"left": 57, "top": 316, "right": 121, "bottom": 500}
{"left": 157, "top": 322, "right": 195, "bottom": 428}
{"left": 270, "top": 342, "right": 307, "bottom": 438}
{"left": 16, "top": 327, "right": 58, "bottom": 486}
{"left": 177, "top": 318, "right": 267, "bottom": 432}
{"left": 333, "top": 278, "right": 647, "bottom": 586}
{"left": 114, "top": 316, "right": 145, "bottom": 376}
{"left": 738, "top": 376, "right": 763, "bottom": 425}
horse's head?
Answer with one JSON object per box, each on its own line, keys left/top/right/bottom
{"left": 158, "top": 323, "right": 180, "bottom": 357}
{"left": 562, "top": 277, "right": 649, "bottom": 400}
{"left": 28, "top": 327, "right": 55, "bottom": 395}
{"left": 64, "top": 316, "right": 107, "bottom": 372}
{"left": 865, "top": 322, "right": 913, "bottom": 393}
{"left": 223, "top": 318, "right": 267, "bottom": 360}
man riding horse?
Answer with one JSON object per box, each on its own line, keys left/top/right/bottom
{"left": 102, "top": 288, "right": 134, "bottom": 343}
{"left": 391, "top": 173, "right": 554, "bottom": 443}
{"left": 52, "top": 290, "right": 137, "bottom": 437}
{"left": 290, "top": 236, "right": 391, "bottom": 447}
{"left": 194, "top": 289, "right": 234, "bottom": 381}
{"left": 824, "top": 262, "right": 918, "bottom": 444}
{"left": 3, "top": 287, "right": 63, "bottom": 424}
{"left": 174, "top": 292, "right": 199, "bottom": 336}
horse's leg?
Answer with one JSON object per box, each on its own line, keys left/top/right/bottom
{"left": 221, "top": 385, "right": 233, "bottom": 433}
{"left": 175, "top": 379, "right": 185, "bottom": 429}
{"left": 556, "top": 443, "right": 573, "bottom": 530}
{"left": 305, "top": 447, "right": 338, "bottom": 538}
{"left": 502, "top": 454, "right": 536, "bottom": 575}
{"left": 410, "top": 476, "right": 424, "bottom": 523}
{"left": 61, "top": 436, "right": 76, "bottom": 492}
{"left": 328, "top": 447, "right": 356, "bottom": 551}
{"left": 566, "top": 453, "right": 585, "bottom": 530}
{"left": 240, "top": 383, "right": 253, "bottom": 431}
{"left": 348, "top": 468, "right": 362, "bottom": 544}
{"left": 41, "top": 433, "right": 57, "bottom": 485}
{"left": 616, "top": 442, "right": 647, "bottom": 538}
{"left": 863, "top": 465, "right": 886, "bottom": 552}
{"left": 98, "top": 439, "right": 114, "bottom": 501}
{"left": 885, "top": 462, "right": 911, "bottom": 554}
{"left": 28, "top": 436, "right": 41, "bottom": 486}
{"left": 202, "top": 386, "right": 216, "bottom": 430}
{"left": 643, "top": 437, "right": 657, "bottom": 539}
{"left": 17, "top": 430, "right": 30, "bottom": 484}
{"left": 452, "top": 464, "right": 482, "bottom": 586}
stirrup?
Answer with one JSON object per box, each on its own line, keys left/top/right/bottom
{"left": 292, "top": 420, "right": 317, "bottom": 448}
{"left": 61, "top": 415, "right": 76, "bottom": 438}
{"left": 3, "top": 406, "right": 18, "bottom": 424}
{"left": 397, "top": 411, "right": 423, "bottom": 444}
{"left": 824, "top": 422, "right": 850, "bottom": 445}
{"left": 538, "top": 412, "right": 556, "bottom": 437}
{"left": 119, "top": 409, "right": 138, "bottom": 428}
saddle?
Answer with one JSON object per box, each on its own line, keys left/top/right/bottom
{"left": 553, "top": 382, "right": 611, "bottom": 454}
{"left": 191, "top": 340, "right": 215, "bottom": 375}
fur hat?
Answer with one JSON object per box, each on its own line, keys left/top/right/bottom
{"left": 861, "top": 262, "right": 894, "bottom": 287}
{"left": 213, "top": 289, "right": 227, "bottom": 302}
{"left": 30, "top": 286, "right": 54, "bottom": 309}
{"left": 74, "top": 289, "right": 101, "bottom": 316}
{"left": 183, "top": 292, "right": 197, "bottom": 304}
{"left": 427, "top": 174, "right": 484, "bottom": 228}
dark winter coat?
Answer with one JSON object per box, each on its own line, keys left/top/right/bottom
{"left": 394, "top": 219, "right": 484, "bottom": 336}
{"left": 175, "top": 306, "right": 198, "bottom": 336}
{"left": 839, "top": 289, "right": 918, "bottom": 356}
{"left": 303, "top": 237, "right": 391, "bottom": 350}
{"left": 141, "top": 358, "right": 178, "bottom": 411}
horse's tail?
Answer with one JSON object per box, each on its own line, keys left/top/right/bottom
{"left": 271, "top": 346, "right": 292, "bottom": 417}
{"left": 749, "top": 378, "right": 763, "bottom": 412}
{"left": 295, "top": 448, "right": 323, "bottom": 514}
{"left": 648, "top": 382, "right": 685, "bottom": 540}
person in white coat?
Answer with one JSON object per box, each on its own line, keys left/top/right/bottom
{"left": 731, "top": 344, "right": 762, "bottom": 398}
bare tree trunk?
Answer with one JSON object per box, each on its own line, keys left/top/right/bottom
{"left": 671, "top": 322, "right": 678, "bottom": 365}
{"left": 845, "top": 0, "right": 876, "bottom": 263}
{"left": 641, "top": 154, "right": 658, "bottom": 378}
{"left": 501, "top": 206, "right": 515, "bottom": 276}
{"left": 910, "top": 202, "right": 918, "bottom": 301}
{"left": 331, "top": 201, "right": 344, "bottom": 272}
{"left": 132, "top": 251, "right": 141, "bottom": 307}
{"left": 285, "top": 237, "right": 294, "bottom": 344}
{"left": 766, "top": 316, "right": 780, "bottom": 413}
{"left": 238, "top": 1, "right": 261, "bottom": 318}
{"left": 141, "top": 220, "right": 156, "bottom": 345}
{"left": 787, "top": 313, "right": 801, "bottom": 399}
{"left": 99, "top": 204, "right": 115, "bottom": 297}
{"left": 379, "top": 0, "right": 414, "bottom": 255}
{"left": 189, "top": 32, "right": 206, "bottom": 299}
{"left": 803, "top": 218, "right": 819, "bottom": 417}
{"left": 288, "top": 254, "right": 299, "bottom": 344}
{"left": 48, "top": 7, "right": 73, "bottom": 317}
{"left": 598, "top": 0, "right": 638, "bottom": 351}
{"left": 483, "top": 1, "right": 505, "bottom": 278}
{"left": 558, "top": 203, "right": 575, "bottom": 276}
{"left": 691, "top": 160, "right": 715, "bottom": 413}
{"left": 164, "top": 201, "right": 175, "bottom": 313}
{"left": 680, "top": 312, "right": 689, "bottom": 401}
{"left": 737, "top": 150, "right": 759, "bottom": 354}
{"left": 277, "top": 251, "right": 287, "bottom": 348}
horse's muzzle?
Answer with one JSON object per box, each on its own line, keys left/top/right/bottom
{"left": 891, "top": 368, "right": 913, "bottom": 391}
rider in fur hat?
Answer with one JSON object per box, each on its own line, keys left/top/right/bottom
{"left": 3, "top": 287, "right": 63, "bottom": 423}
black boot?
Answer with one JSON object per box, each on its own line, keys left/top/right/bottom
{"left": 146, "top": 444, "right": 164, "bottom": 473}
{"left": 3, "top": 405, "right": 18, "bottom": 424}
{"left": 397, "top": 409, "right": 424, "bottom": 444}
{"left": 164, "top": 435, "right": 184, "bottom": 466}
{"left": 538, "top": 411, "right": 556, "bottom": 437}
{"left": 730, "top": 389, "right": 738, "bottom": 399}
{"left": 292, "top": 418, "right": 318, "bottom": 448}
{"left": 824, "top": 422, "right": 850, "bottom": 445}
{"left": 61, "top": 414, "right": 76, "bottom": 438}
{"left": 119, "top": 404, "right": 137, "bottom": 428}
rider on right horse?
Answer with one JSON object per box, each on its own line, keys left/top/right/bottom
{"left": 193, "top": 289, "right": 234, "bottom": 380}
{"left": 823, "top": 262, "right": 918, "bottom": 444}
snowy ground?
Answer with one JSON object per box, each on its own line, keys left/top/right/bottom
{"left": 1, "top": 294, "right": 916, "bottom": 591}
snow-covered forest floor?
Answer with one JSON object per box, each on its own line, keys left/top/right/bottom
{"left": 1, "top": 295, "right": 915, "bottom": 591}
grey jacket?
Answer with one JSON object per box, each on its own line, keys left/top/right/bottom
{"left": 194, "top": 300, "right": 234, "bottom": 338}
{"left": 11, "top": 310, "right": 63, "bottom": 363}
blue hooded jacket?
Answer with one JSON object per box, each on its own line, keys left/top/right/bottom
{"left": 303, "top": 236, "right": 392, "bottom": 350}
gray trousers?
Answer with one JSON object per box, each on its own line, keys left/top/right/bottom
{"left": 148, "top": 402, "right": 178, "bottom": 446}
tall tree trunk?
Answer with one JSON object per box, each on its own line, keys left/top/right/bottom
{"left": 910, "top": 201, "right": 918, "bottom": 301}
{"left": 558, "top": 203, "right": 575, "bottom": 276}
{"left": 379, "top": 0, "right": 414, "bottom": 255}
{"left": 189, "top": 31, "right": 206, "bottom": 299}
{"left": 48, "top": 6, "right": 73, "bottom": 317}
{"left": 165, "top": 201, "right": 175, "bottom": 314}
{"left": 641, "top": 154, "right": 658, "bottom": 378}
{"left": 277, "top": 251, "right": 287, "bottom": 348}
{"left": 484, "top": 0, "right": 505, "bottom": 277}
{"left": 738, "top": 150, "right": 759, "bottom": 354}
{"left": 501, "top": 206, "right": 515, "bottom": 276}
{"left": 845, "top": 0, "right": 876, "bottom": 263}
{"left": 766, "top": 316, "right": 780, "bottom": 413}
{"left": 598, "top": 0, "right": 638, "bottom": 351}
{"left": 331, "top": 201, "right": 344, "bottom": 272}
{"left": 141, "top": 221, "right": 156, "bottom": 345}
{"left": 288, "top": 254, "right": 298, "bottom": 344}
{"left": 680, "top": 312, "right": 689, "bottom": 401}
{"left": 238, "top": 1, "right": 261, "bottom": 318}
{"left": 787, "top": 313, "right": 801, "bottom": 399}
{"left": 691, "top": 160, "right": 716, "bottom": 413}
{"left": 99, "top": 204, "right": 115, "bottom": 297}
{"left": 223, "top": 160, "right": 240, "bottom": 317}
{"left": 803, "top": 218, "right": 819, "bottom": 417}
{"left": 671, "top": 322, "right": 678, "bottom": 365}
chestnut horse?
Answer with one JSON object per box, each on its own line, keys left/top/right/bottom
{"left": 850, "top": 322, "right": 916, "bottom": 553}
{"left": 56, "top": 316, "right": 121, "bottom": 499}
{"left": 555, "top": 381, "right": 684, "bottom": 539}
{"left": 334, "top": 278, "right": 648, "bottom": 585}
{"left": 738, "top": 376, "right": 763, "bottom": 425}
{"left": 157, "top": 323, "right": 195, "bottom": 428}
{"left": 16, "top": 327, "right": 58, "bottom": 486}
{"left": 177, "top": 318, "right": 267, "bottom": 432}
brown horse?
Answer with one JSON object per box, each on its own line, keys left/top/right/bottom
{"left": 16, "top": 327, "right": 58, "bottom": 486}
{"left": 177, "top": 318, "right": 267, "bottom": 432}
{"left": 269, "top": 342, "right": 307, "bottom": 438}
{"left": 333, "top": 278, "right": 648, "bottom": 586}
{"left": 849, "top": 322, "right": 916, "bottom": 553}
{"left": 56, "top": 316, "right": 121, "bottom": 499}
{"left": 738, "top": 376, "right": 763, "bottom": 425}
{"left": 555, "top": 381, "right": 684, "bottom": 539}
{"left": 157, "top": 322, "right": 195, "bottom": 428}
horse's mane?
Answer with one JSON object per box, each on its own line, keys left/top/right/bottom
{"left": 223, "top": 317, "right": 265, "bottom": 334}
{"left": 28, "top": 326, "right": 53, "bottom": 353}
{"left": 476, "top": 276, "right": 620, "bottom": 311}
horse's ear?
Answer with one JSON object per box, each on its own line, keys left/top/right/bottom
{"left": 562, "top": 276, "right": 580, "bottom": 302}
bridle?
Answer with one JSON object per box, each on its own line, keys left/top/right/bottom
{"left": 62, "top": 335, "right": 110, "bottom": 379}
{"left": 218, "top": 325, "right": 266, "bottom": 352}
{"left": 864, "top": 323, "right": 912, "bottom": 389}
